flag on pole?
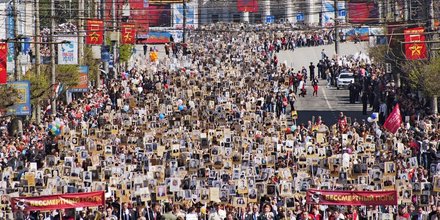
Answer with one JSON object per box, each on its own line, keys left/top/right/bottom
{"left": 383, "top": 103, "right": 402, "bottom": 134}
{"left": 54, "top": 83, "right": 64, "bottom": 98}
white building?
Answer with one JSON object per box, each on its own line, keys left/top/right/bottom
{"left": 198, "top": 0, "right": 321, "bottom": 25}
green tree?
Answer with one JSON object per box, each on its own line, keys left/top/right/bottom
{"left": 421, "top": 57, "right": 440, "bottom": 97}
{"left": 0, "top": 84, "right": 18, "bottom": 109}
{"left": 23, "top": 71, "right": 50, "bottom": 105}
{"left": 119, "top": 44, "right": 134, "bottom": 63}
{"left": 24, "top": 65, "right": 80, "bottom": 103}
{"left": 83, "top": 46, "right": 99, "bottom": 84}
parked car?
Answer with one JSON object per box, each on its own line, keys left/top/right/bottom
{"left": 336, "top": 72, "right": 355, "bottom": 90}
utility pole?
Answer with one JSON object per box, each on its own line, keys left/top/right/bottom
{"left": 101, "top": 0, "right": 107, "bottom": 88}
{"left": 428, "top": 0, "right": 437, "bottom": 114}
{"left": 50, "top": 0, "right": 56, "bottom": 116}
{"left": 13, "top": 0, "right": 20, "bottom": 81}
{"left": 334, "top": 0, "right": 339, "bottom": 56}
{"left": 78, "top": 0, "right": 84, "bottom": 65}
{"left": 183, "top": 0, "right": 187, "bottom": 43}
{"left": 112, "top": 0, "right": 118, "bottom": 74}
{"left": 34, "top": 0, "right": 41, "bottom": 123}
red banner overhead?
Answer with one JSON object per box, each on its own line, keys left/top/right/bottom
{"left": 121, "top": 23, "right": 137, "bottom": 44}
{"left": 307, "top": 189, "right": 398, "bottom": 206}
{"left": 86, "top": 20, "right": 104, "bottom": 45}
{"left": 11, "top": 191, "right": 105, "bottom": 211}
{"left": 404, "top": 27, "right": 427, "bottom": 60}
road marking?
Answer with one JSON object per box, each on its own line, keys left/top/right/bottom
{"left": 321, "top": 85, "right": 334, "bottom": 112}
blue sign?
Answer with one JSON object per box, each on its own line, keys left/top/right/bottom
{"left": 265, "top": 16, "right": 275, "bottom": 24}
{"left": 296, "top": 13, "right": 304, "bottom": 21}
{"left": 175, "top": 4, "right": 195, "bottom": 27}
{"left": 22, "top": 38, "right": 31, "bottom": 54}
{"left": 109, "top": 54, "right": 114, "bottom": 68}
{"left": 101, "top": 46, "right": 110, "bottom": 62}
{"left": 339, "top": 9, "right": 346, "bottom": 17}
{"left": 7, "top": 81, "right": 31, "bottom": 116}
{"left": 6, "top": 4, "right": 14, "bottom": 73}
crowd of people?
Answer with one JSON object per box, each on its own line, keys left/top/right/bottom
{"left": 0, "top": 23, "right": 439, "bottom": 220}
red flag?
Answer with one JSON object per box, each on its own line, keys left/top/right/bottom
{"left": 121, "top": 23, "right": 136, "bottom": 44}
{"left": 237, "top": 0, "right": 258, "bottom": 13}
{"left": 86, "top": 20, "right": 104, "bottom": 45}
{"left": 404, "top": 27, "right": 427, "bottom": 60}
{"left": 383, "top": 103, "right": 402, "bottom": 134}
{"left": 0, "top": 43, "right": 7, "bottom": 84}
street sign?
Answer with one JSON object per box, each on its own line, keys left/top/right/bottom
{"left": 296, "top": 13, "right": 304, "bottom": 22}
{"left": 339, "top": 9, "right": 346, "bottom": 17}
{"left": 265, "top": 16, "right": 275, "bottom": 24}
{"left": 386, "top": 63, "right": 392, "bottom": 73}
{"left": 101, "top": 46, "right": 110, "bottom": 62}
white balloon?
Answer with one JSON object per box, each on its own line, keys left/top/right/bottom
{"left": 367, "top": 117, "right": 373, "bottom": 123}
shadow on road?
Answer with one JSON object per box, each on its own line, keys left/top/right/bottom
{"left": 294, "top": 110, "right": 367, "bottom": 125}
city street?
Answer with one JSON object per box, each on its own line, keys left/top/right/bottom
{"left": 131, "top": 42, "right": 369, "bottom": 125}
{"left": 277, "top": 42, "right": 369, "bottom": 125}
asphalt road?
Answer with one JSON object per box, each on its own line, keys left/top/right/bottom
{"left": 277, "top": 42, "right": 369, "bottom": 125}
{"left": 130, "top": 41, "right": 370, "bottom": 126}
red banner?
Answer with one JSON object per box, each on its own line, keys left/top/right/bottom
{"left": 404, "top": 27, "right": 427, "bottom": 60}
{"left": 86, "top": 20, "right": 104, "bottom": 45}
{"left": 11, "top": 191, "right": 104, "bottom": 211}
{"left": 307, "top": 189, "right": 398, "bottom": 206}
{"left": 0, "top": 43, "right": 7, "bottom": 84}
{"left": 347, "top": 2, "right": 379, "bottom": 24}
{"left": 383, "top": 103, "right": 402, "bottom": 134}
{"left": 237, "top": 0, "right": 258, "bottom": 13}
{"left": 121, "top": 23, "right": 136, "bottom": 44}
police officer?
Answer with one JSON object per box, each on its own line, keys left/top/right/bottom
{"left": 348, "top": 82, "right": 355, "bottom": 104}
{"left": 361, "top": 90, "right": 368, "bottom": 115}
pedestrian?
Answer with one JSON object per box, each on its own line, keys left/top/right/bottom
{"left": 299, "top": 79, "right": 306, "bottom": 97}
{"left": 309, "top": 62, "right": 315, "bottom": 81}
{"left": 164, "top": 43, "right": 170, "bottom": 57}
{"left": 143, "top": 44, "right": 148, "bottom": 56}
{"left": 362, "top": 91, "right": 368, "bottom": 115}
{"left": 312, "top": 76, "right": 319, "bottom": 97}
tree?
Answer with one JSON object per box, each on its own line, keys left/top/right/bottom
{"left": 421, "top": 57, "right": 440, "bottom": 97}
{"left": 119, "top": 44, "right": 134, "bottom": 63}
{"left": 24, "top": 65, "right": 80, "bottom": 103}
{"left": 83, "top": 46, "right": 99, "bottom": 84}
{"left": 0, "top": 84, "right": 18, "bottom": 109}
{"left": 368, "top": 45, "right": 388, "bottom": 65}
{"left": 23, "top": 71, "right": 50, "bottom": 105}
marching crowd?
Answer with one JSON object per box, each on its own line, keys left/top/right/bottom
{"left": 0, "top": 23, "right": 439, "bottom": 220}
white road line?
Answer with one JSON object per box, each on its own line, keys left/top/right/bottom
{"left": 321, "top": 86, "right": 334, "bottom": 112}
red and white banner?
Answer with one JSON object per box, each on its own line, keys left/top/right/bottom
{"left": 11, "top": 191, "right": 105, "bottom": 211}
{"left": 121, "top": 23, "right": 136, "bottom": 44}
{"left": 404, "top": 27, "right": 427, "bottom": 60}
{"left": 307, "top": 189, "right": 398, "bottom": 206}
{"left": 0, "top": 43, "right": 7, "bottom": 84}
{"left": 383, "top": 103, "right": 402, "bottom": 134}
{"left": 237, "top": 0, "right": 258, "bottom": 13}
{"left": 86, "top": 20, "right": 104, "bottom": 45}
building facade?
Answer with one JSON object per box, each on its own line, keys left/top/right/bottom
{"left": 198, "top": 0, "right": 321, "bottom": 25}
